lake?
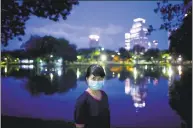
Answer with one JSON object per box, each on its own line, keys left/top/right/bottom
{"left": 1, "top": 64, "right": 184, "bottom": 128}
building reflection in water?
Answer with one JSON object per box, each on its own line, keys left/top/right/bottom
{"left": 178, "top": 65, "right": 182, "bottom": 76}
{"left": 125, "top": 75, "right": 148, "bottom": 112}
{"left": 76, "top": 68, "right": 81, "bottom": 79}
{"left": 117, "top": 73, "right": 120, "bottom": 78}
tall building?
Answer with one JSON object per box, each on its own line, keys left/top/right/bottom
{"left": 125, "top": 18, "right": 149, "bottom": 51}
{"left": 89, "top": 35, "right": 100, "bottom": 48}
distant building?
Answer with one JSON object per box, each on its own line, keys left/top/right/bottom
{"left": 125, "top": 18, "right": 149, "bottom": 51}
{"left": 89, "top": 35, "right": 100, "bottom": 48}
{"left": 152, "top": 40, "right": 158, "bottom": 49}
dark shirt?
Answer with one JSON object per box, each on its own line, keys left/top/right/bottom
{"left": 74, "top": 90, "right": 110, "bottom": 128}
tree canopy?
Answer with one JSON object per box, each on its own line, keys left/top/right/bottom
{"left": 2, "top": 0, "right": 78, "bottom": 46}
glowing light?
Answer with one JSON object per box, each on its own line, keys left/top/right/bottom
{"left": 185, "top": 13, "right": 188, "bottom": 17}
{"left": 101, "top": 55, "right": 107, "bottom": 61}
{"left": 133, "top": 18, "right": 146, "bottom": 23}
{"left": 178, "top": 56, "right": 182, "bottom": 61}
{"left": 50, "top": 55, "right": 53, "bottom": 58}
{"left": 133, "top": 23, "right": 142, "bottom": 28}
{"left": 145, "top": 65, "right": 147, "bottom": 70}
{"left": 89, "top": 35, "right": 100, "bottom": 41}
{"left": 134, "top": 102, "right": 146, "bottom": 108}
{"left": 125, "top": 78, "right": 131, "bottom": 95}
{"left": 58, "top": 58, "right": 62, "bottom": 63}
{"left": 29, "top": 65, "right": 34, "bottom": 69}
{"left": 50, "top": 73, "right": 53, "bottom": 81}
{"left": 125, "top": 33, "right": 131, "bottom": 39}
{"left": 117, "top": 73, "right": 120, "bottom": 78}
{"left": 168, "top": 66, "right": 173, "bottom": 77}
{"left": 178, "top": 65, "right": 182, "bottom": 75}
{"left": 130, "top": 28, "right": 141, "bottom": 33}
{"left": 143, "top": 28, "right": 148, "bottom": 31}
{"left": 133, "top": 67, "right": 137, "bottom": 79}
{"left": 77, "top": 56, "right": 81, "bottom": 59}
{"left": 21, "top": 65, "right": 34, "bottom": 69}
{"left": 101, "top": 47, "right": 104, "bottom": 51}
{"left": 4, "top": 66, "right": 7, "bottom": 73}
{"left": 21, "top": 60, "right": 29, "bottom": 63}
{"left": 117, "top": 52, "right": 120, "bottom": 55}
{"left": 76, "top": 68, "right": 81, "bottom": 79}
{"left": 168, "top": 56, "right": 172, "bottom": 60}
{"left": 45, "top": 68, "right": 48, "bottom": 71}
{"left": 29, "top": 60, "right": 34, "bottom": 63}
{"left": 111, "top": 55, "right": 115, "bottom": 57}
{"left": 57, "top": 67, "right": 62, "bottom": 76}
{"left": 162, "top": 67, "right": 166, "bottom": 74}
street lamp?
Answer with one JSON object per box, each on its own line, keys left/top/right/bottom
{"left": 101, "top": 54, "right": 107, "bottom": 61}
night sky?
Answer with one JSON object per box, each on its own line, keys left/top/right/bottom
{"left": 4, "top": 1, "right": 182, "bottom": 51}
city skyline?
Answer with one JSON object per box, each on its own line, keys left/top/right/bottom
{"left": 3, "top": 1, "right": 182, "bottom": 51}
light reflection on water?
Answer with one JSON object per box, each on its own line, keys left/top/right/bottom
{"left": 1, "top": 64, "right": 185, "bottom": 127}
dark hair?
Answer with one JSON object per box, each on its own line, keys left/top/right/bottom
{"left": 85, "top": 64, "right": 106, "bottom": 80}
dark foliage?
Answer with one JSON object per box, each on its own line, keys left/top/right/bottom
{"left": 132, "top": 45, "right": 145, "bottom": 54}
{"left": 118, "top": 47, "right": 131, "bottom": 60}
{"left": 169, "top": 7, "right": 192, "bottom": 60}
{"left": 169, "top": 69, "right": 192, "bottom": 127}
{"left": 2, "top": 0, "right": 78, "bottom": 46}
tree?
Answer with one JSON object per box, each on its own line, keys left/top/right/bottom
{"left": 169, "top": 69, "right": 192, "bottom": 127}
{"left": 151, "top": 0, "right": 192, "bottom": 60}
{"left": 143, "top": 49, "right": 160, "bottom": 63}
{"left": 150, "top": 0, "right": 191, "bottom": 32}
{"left": 132, "top": 45, "right": 145, "bottom": 54}
{"left": 169, "top": 10, "right": 192, "bottom": 60}
{"left": 2, "top": 0, "right": 79, "bottom": 46}
{"left": 118, "top": 47, "right": 131, "bottom": 60}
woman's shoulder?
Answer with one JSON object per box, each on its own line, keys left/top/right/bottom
{"left": 76, "top": 91, "right": 88, "bottom": 104}
{"left": 100, "top": 90, "right": 108, "bottom": 98}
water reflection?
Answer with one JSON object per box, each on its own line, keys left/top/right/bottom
{"left": 125, "top": 77, "right": 147, "bottom": 112}
{"left": 1, "top": 65, "right": 184, "bottom": 97}
{"left": 1, "top": 64, "right": 186, "bottom": 127}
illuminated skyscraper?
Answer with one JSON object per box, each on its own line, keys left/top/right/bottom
{"left": 125, "top": 18, "right": 149, "bottom": 51}
{"left": 89, "top": 35, "right": 100, "bottom": 48}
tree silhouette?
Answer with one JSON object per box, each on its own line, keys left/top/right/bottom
{"left": 149, "top": 0, "right": 191, "bottom": 33}
{"left": 2, "top": 0, "right": 79, "bottom": 46}
{"left": 169, "top": 9, "right": 192, "bottom": 60}
{"left": 118, "top": 47, "right": 131, "bottom": 60}
{"left": 169, "top": 69, "right": 192, "bottom": 127}
{"left": 132, "top": 45, "right": 145, "bottom": 54}
{"left": 20, "top": 35, "right": 77, "bottom": 61}
{"left": 151, "top": 0, "right": 192, "bottom": 60}
{"left": 143, "top": 48, "right": 160, "bottom": 63}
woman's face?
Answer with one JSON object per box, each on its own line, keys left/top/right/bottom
{"left": 87, "top": 74, "right": 104, "bottom": 81}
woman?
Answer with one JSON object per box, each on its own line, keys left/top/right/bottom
{"left": 74, "top": 64, "right": 110, "bottom": 128}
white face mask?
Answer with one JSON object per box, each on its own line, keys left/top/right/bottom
{"left": 88, "top": 80, "right": 104, "bottom": 90}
